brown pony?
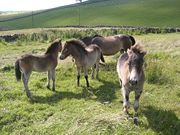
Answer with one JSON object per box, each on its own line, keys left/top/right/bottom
{"left": 117, "top": 43, "right": 146, "bottom": 125}
{"left": 15, "top": 39, "right": 62, "bottom": 100}
{"left": 92, "top": 34, "right": 135, "bottom": 55}
{"left": 59, "top": 39, "right": 104, "bottom": 87}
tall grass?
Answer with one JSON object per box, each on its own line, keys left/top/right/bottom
{"left": 145, "top": 53, "right": 172, "bottom": 85}
{"left": 15, "top": 28, "right": 179, "bottom": 43}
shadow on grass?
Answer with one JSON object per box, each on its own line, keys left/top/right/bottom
{"left": 32, "top": 77, "right": 120, "bottom": 104}
{"left": 81, "top": 62, "right": 120, "bottom": 103}
{"left": 32, "top": 91, "right": 83, "bottom": 104}
{"left": 86, "top": 78, "right": 120, "bottom": 103}
{"left": 32, "top": 62, "right": 120, "bottom": 104}
{"left": 100, "top": 62, "right": 117, "bottom": 71}
{"left": 142, "top": 106, "right": 180, "bottom": 135}
{"left": 177, "top": 93, "right": 180, "bottom": 98}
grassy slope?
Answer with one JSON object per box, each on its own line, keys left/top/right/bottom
{"left": 0, "top": 0, "right": 180, "bottom": 29}
{"left": 0, "top": 33, "right": 180, "bottom": 134}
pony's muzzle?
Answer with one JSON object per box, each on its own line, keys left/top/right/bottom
{"left": 129, "top": 68, "right": 138, "bottom": 85}
{"left": 129, "top": 80, "right": 137, "bottom": 85}
{"left": 59, "top": 55, "right": 65, "bottom": 60}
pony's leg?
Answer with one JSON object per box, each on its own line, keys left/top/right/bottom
{"left": 91, "top": 64, "right": 95, "bottom": 79}
{"left": 84, "top": 68, "right": 89, "bottom": 87}
{"left": 119, "top": 78, "right": 122, "bottom": 87}
{"left": 77, "top": 67, "right": 81, "bottom": 86}
{"left": 22, "top": 72, "right": 32, "bottom": 100}
{"left": 122, "top": 86, "right": 130, "bottom": 114}
{"left": 95, "top": 61, "right": 99, "bottom": 79}
{"left": 133, "top": 90, "right": 142, "bottom": 125}
{"left": 51, "top": 69, "right": 55, "bottom": 91}
{"left": 46, "top": 70, "right": 51, "bottom": 89}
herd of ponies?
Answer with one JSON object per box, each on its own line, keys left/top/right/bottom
{"left": 15, "top": 34, "right": 146, "bottom": 125}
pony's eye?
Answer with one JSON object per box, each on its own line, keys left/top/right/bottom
{"left": 64, "top": 48, "right": 69, "bottom": 53}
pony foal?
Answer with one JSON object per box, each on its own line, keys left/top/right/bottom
{"left": 15, "top": 39, "right": 62, "bottom": 100}
{"left": 117, "top": 43, "right": 146, "bottom": 125}
{"left": 59, "top": 39, "right": 104, "bottom": 87}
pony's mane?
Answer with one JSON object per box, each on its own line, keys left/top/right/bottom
{"left": 93, "top": 34, "right": 103, "bottom": 38}
{"left": 67, "top": 39, "right": 87, "bottom": 52}
{"left": 131, "top": 43, "right": 146, "bottom": 54}
{"left": 45, "top": 39, "right": 60, "bottom": 54}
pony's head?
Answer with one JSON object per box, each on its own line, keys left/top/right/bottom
{"left": 127, "top": 43, "right": 146, "bottom": 85}
{"left": 45, "top": 39, "right": 62, "bottom": 54}
{"left": 59, "top": 39, "right": 86, "bottom": 60}
{"left": 59, "top": 41, "right": 72, "bottom": 60}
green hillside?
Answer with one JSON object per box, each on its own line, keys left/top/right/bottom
{"left": 0, "top": 0, "right": 180, "bottom": 29}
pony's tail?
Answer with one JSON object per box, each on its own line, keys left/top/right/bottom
{"left": 128, "top": 35, "right": 136, "bottom": 45}
{"left": 100, "top": 53, "right": 105, "bottom": 63}
{"left": 15, "top": 59, "right": 21, "bottom": 81}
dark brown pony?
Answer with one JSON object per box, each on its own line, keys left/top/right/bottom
{"left": 117, "top": 43, "right": 146, "bottom": 125}
{"left": 59, "top": 39, "right": 104, "bottom": 87}
{"left": 92, "top": 34, "right": 135, "bottom": 55}
{"left": 15, "top": 39, "right": 62, "bottom": 100}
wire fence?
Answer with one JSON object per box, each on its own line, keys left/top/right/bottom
{"left": 0, "top": 0, "right": 112, "bottom": 22}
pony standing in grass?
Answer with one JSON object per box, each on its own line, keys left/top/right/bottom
{"left": 59, "top": 39, "right": 104, "bottom": 87}
{"left": 92, "top": 34, "right": 135, "bottom": 55}
{"left": 117, "top": 43, "right": 146, "bottom": 125}
{"left": 15, "top": 39, "right": 62, "bottom": 100}
{"left": 80, "top": 34, "right": 135, "bottom": 55}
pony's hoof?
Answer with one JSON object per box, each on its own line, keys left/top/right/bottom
{"left": 29, "top": 98, "right": 34, "bottom": 103}
{"left": 46, "top": 85, "right": 50, "bottom": 89}
{"left": 124, "top": 111, "right": 129, "bottom": 115}
{"left": 77, "top": 82, "right": 80, "bottom": 87}
{"left": 26, "top": 93, "right": 32, "bottom": 100}
{"left": 27, "top": 96, "right": 33, "bottom": 102}
{"left": 133, "top": 117, "right": 138, "bottom": 125}
{"left": 123, "top": 108, "right": 129, "bottom": 115}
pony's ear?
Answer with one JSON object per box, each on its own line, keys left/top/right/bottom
{"left": 66, "top": 41, "right": 70, "bottom": 44}
{"left": 56, "top": 39, "right": 61, "bottom": 43}
{"left": 54, "top": 39, "right": 61, "bottom": 43}
{"left": 56, "top": 39, "right": 61, "bottom": 44}
{"left": 140, "top": 51, "right": 147, "bottom": 57}
{"left": 127, "top": 49, "right": 132, "bottom": 55}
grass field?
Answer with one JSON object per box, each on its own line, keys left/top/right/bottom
{"left": 0, "top": 0, "right": 180, "bottom": 29}
{"left": 0, "top": 32, "right": 180, "bottom": 134}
